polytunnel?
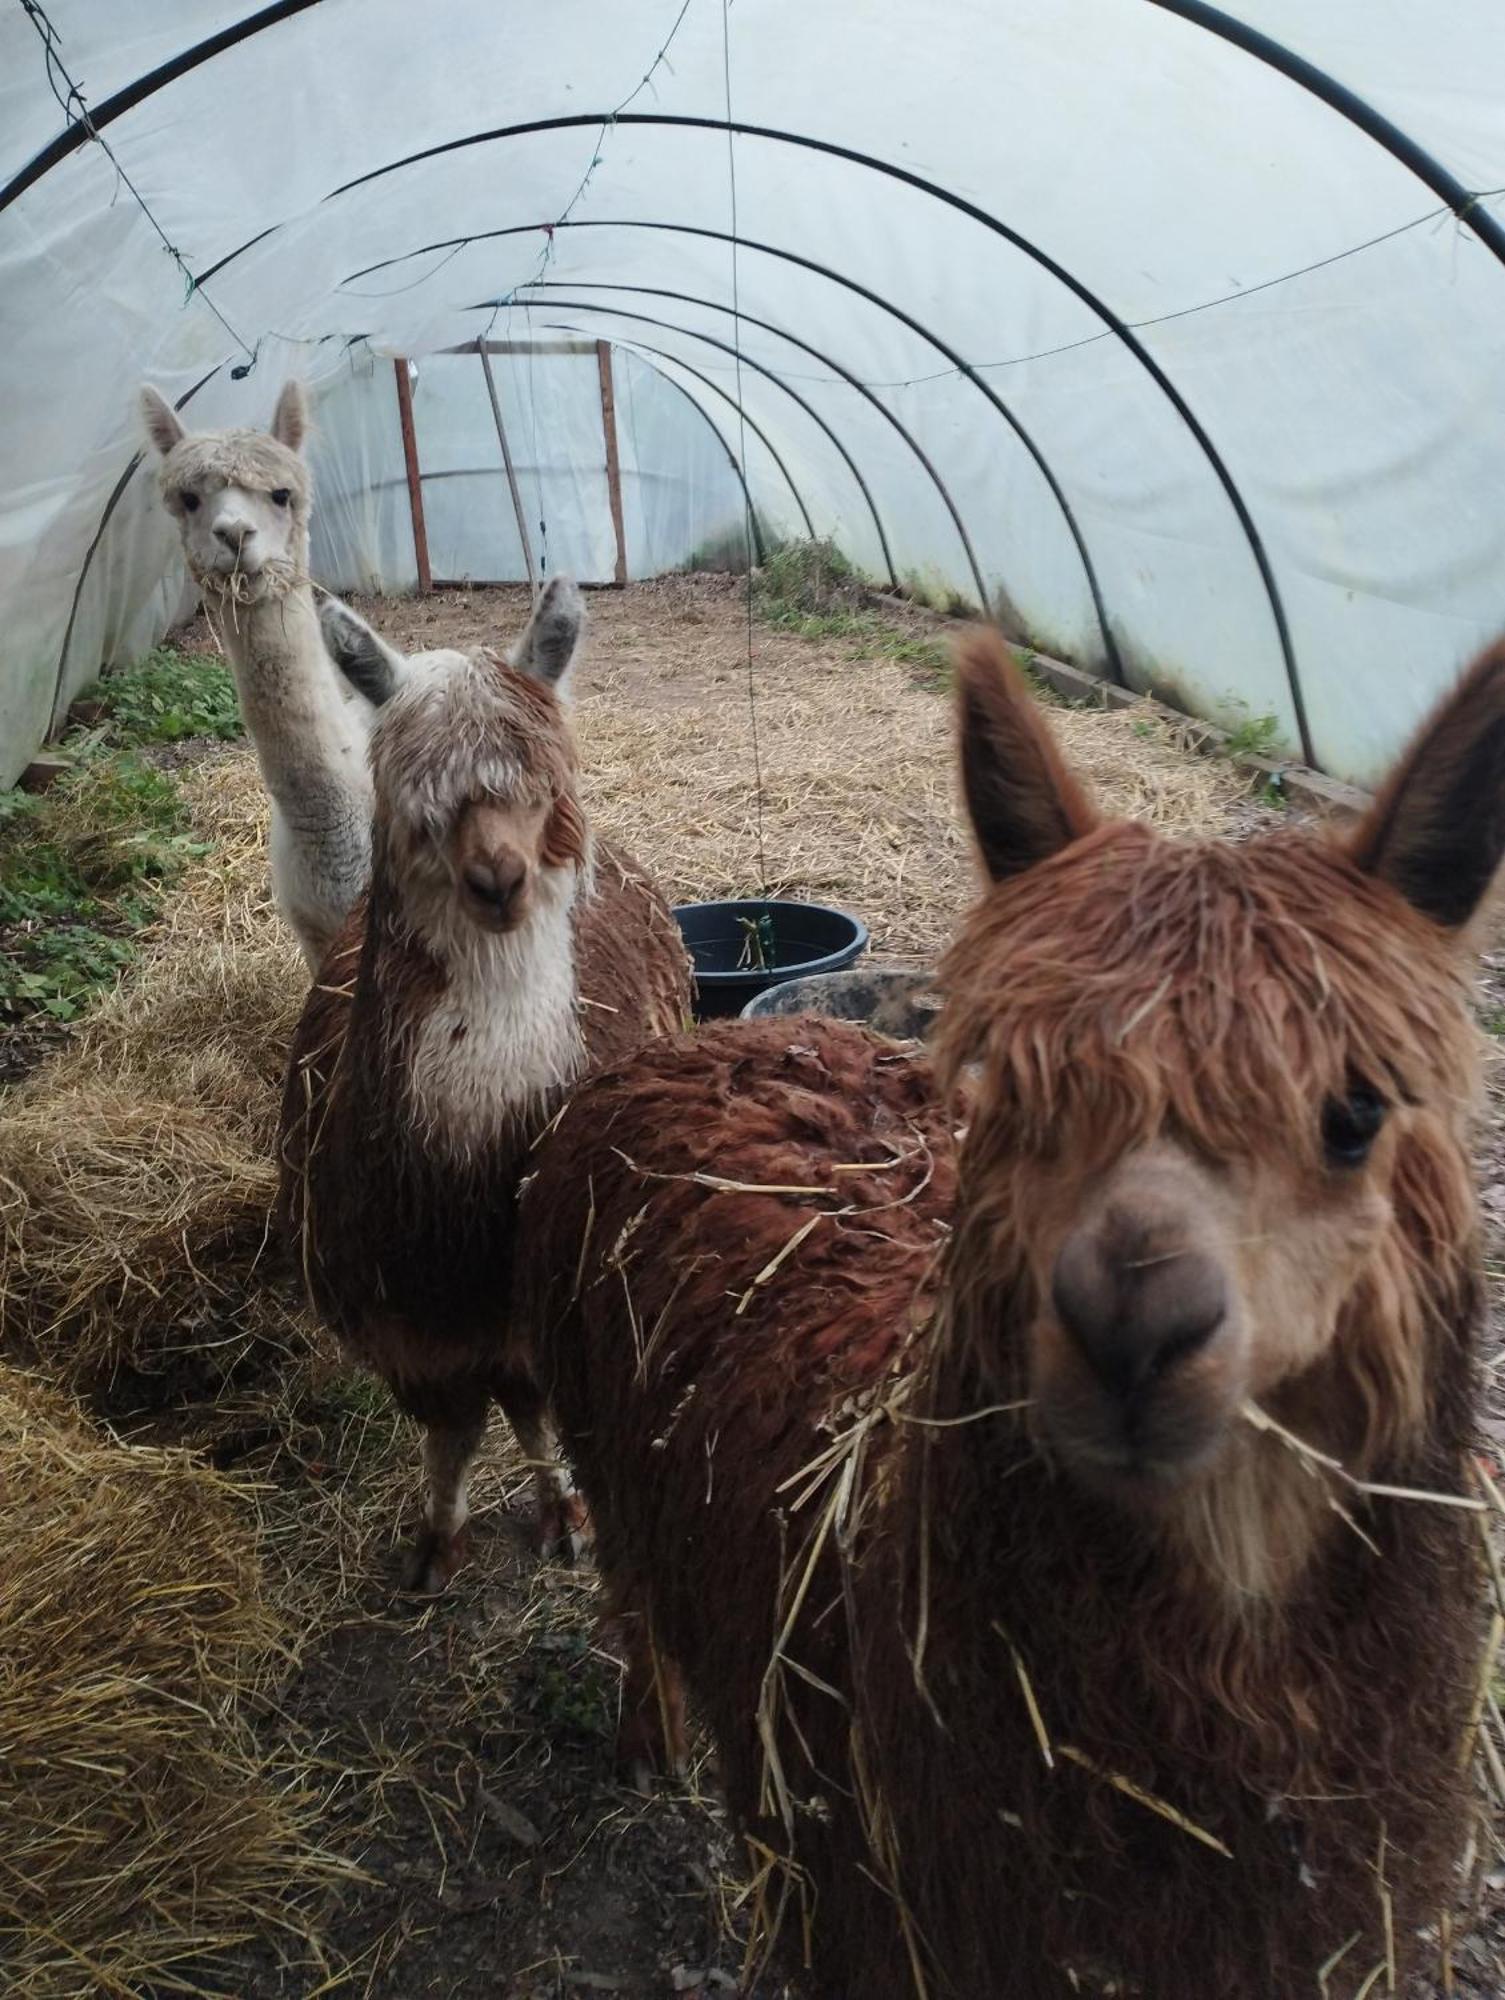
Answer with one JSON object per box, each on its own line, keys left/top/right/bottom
{"left": 4, "top": 0, "right": 1505, "bottom": 789}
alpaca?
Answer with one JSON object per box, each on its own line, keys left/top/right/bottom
{"left": 278, "top": 602, "right": 690, "bottom": 1591}
{"left": 517, "top": 627, "right": 1505, "bottom": 1998}
{"left": 141, "top": 381, "right": 372, "bottom": 972}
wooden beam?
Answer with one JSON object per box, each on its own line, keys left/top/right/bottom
{"left": 596, "top": 340, "right": 628, "bottom": 588}
{"left": 392, "top": 357, "right": 431, "bottom": 593}
{"left": 477, "top": 342, "right": 538, "bottom": 600}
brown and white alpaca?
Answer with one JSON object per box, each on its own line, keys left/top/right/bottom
{"left": 278, "top": 601, "right": 689, "bottom": 1591}
{"left": 517, "top": 628, "right": 1505, "bottom": 1997}
{"left": 141, "top": 381, "right": 374, "bottom": 971}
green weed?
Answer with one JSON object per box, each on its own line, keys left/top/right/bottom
{"left": 754, "top": 537, "right": 865, "bottom": 621}
{"left": 516, "top": 1627, "right": 616, "bottom": 1743}
{"left": 1220, "top": 709, "right": 1282, "bottom": 761}
{"left": 81, "top": 644, "right": 241, "bottom": 746}
{"left": 0, "top": 749, "right": 209, "bottom": 1024}
{"left": 750, "top": 540, "right": 954, "bottom": 678}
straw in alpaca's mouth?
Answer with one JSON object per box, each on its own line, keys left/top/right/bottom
{"left": 192, "top": 551, "right": 303, "bottom": 607}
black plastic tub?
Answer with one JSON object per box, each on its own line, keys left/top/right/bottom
{"left": 673, "top": 898, "right": 869, "bottom": 1018}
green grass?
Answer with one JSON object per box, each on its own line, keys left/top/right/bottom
{"left": 754, "top": 537, "right": 863, "bottom": 619}
{"left": 1256, "top": 774, "right": 1287, "bottom": 809}
{"left": 1, "top": 646, "right": 236, "bottom": 1027}
{"left": 751, "top": 537, "right": 952, "bottom": 677}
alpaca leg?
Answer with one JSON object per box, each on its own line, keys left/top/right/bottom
{"left": 493, "top": 1366, "right": 590, "bottom": 1560}
{"left": 405, "top": 1404, "right": 489, "bottom": 1594}
{"left": 604, "top": 1591, "right": 688, "bottom": 1790}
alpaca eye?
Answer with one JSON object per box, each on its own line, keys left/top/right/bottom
{"left": 271, "top": 488, "right": 291, "bottom": 508}
{"left": 180, "top": 492, "right": 200, "bottom": 513}
{"left": 1321, "top": 1085, "right": 1387, "bottom": 1168}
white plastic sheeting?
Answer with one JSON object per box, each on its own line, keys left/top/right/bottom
{"left": 307, "top": 344, "right": 757, "bottom": 594}
{"left": 3, "top": 0, "right": 1505, "bottom": 786}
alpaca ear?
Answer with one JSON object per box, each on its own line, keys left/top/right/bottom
{"left": 140, "top": 384, "right": 186, "bottom": 456}
{"left": 1348, "top": 639, "right": 1505, "bottom": 929}
{"left": 270, "top": 380, "right": 308, "bottom": 453}
{"left": 508, "top": 575, "right": 586, "bottom": 692}
{"left": 319, "top": 595, "right": 408, "bottom": 708}
{"left": 956, "top": 625, "right": 1098, "bottom": 883}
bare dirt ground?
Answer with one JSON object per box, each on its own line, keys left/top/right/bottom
{"left": 6, "top": 577, "right": 1504, "bottom": 1996}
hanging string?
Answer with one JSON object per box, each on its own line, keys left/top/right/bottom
{"left": 472, "top": 0, "right": 698, "bottom": 580}
{"left": 721, "top": 0, "right": 768, "bottom": 893}
{"left": 19, "top": 0, "right": 257, "bottom": 364}
{"left": 524, "top": 296, "right": 549, "bottom": 578}
{"left": 482, "top": 0, "right": 696, "bottom": 343}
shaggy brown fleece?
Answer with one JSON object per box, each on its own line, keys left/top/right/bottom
{"left": 517, "top": 629, "right": 1497, "bottom": 1996}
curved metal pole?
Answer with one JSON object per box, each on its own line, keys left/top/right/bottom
{"left": 13, "top": 16, "right": 1502, "bottom": 290}
{"left": 319, "top": 112, "right": 1311, "bottom": 759}
{"left": 608, "top": 339, "right": 816, "bottom": 540}
{"left": 347, "top": 216, "right": 1123, "bottom": 677}
{"left": 182, "top": 112, "right": 1291, "bottom": 717}
{"left": 523, "top": 305, "right": 899, "bottom": 588}
{"left": 3, "top": 2, "right": 324, "bottom": 213}
{"left": 631, "top": 357, "right": 768, "bottom": 566}
{"left": 1145, "top": 0, "right": 1505, "bottom": 268}
{"left": 518, "top": 283, "right": 992, "bottom": 609}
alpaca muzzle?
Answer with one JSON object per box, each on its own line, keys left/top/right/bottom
{"left": 460, "top": 848, "right": 528, "bottom": 929}
{"left": 1036, "top": 1152, "right": 1247, "bottom": 1487}
{"left": 450, "top": 801, "right": 537, "bottom": 932}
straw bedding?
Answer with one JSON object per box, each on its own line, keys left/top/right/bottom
{"left": 0, "top": 1367, "right": 329, "bottom": 1997}
{"left": 574, "top": 619, "right": 1247, "bottom": 964}
{"left": 0, "top": 757, "right": 307, "bottom": 1387}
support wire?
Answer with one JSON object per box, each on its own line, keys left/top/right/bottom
{"left": 722, "top": 0, "right": 768, "bottom": 892}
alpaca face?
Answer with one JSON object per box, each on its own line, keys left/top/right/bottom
{"left": 446, "top": 795, "right": 557, "bottom": 934}
{"left": 140, "top": 380, "right": 310, "bottom": 599}
{"left": 939, "top": 632, "right": 1505, "bottom": 1534}
{"left": 370, "top": 645, "right": 588, "bottom": 947}
{"left": 944, "top": 834, "right": 1450, "bottom": 1505}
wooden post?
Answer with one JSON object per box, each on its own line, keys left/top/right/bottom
{"left": 393, "top": 357, "right": 431, "bottom": 593}
{"left": 596, "top": 340, "right": 628, "bottom": 587}
{"left": 478, "top": 343, "right": 538, "bottom": 600}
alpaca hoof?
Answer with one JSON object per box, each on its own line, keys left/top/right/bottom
{"left": 537, "top": 1488, "right": 593, "bottom": 1564}
{"left": 402, "top": 1524, "right": 467, "bottom": 1595}
{"left": 614, "top": 1707, "right": 687, "bottom": 1788}
{"left": 625, "top": 1757, "right": 658, "bottom": 1798}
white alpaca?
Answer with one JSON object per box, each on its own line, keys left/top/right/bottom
{"left": 140, "top": 381, "right": 374, "bottom": 973}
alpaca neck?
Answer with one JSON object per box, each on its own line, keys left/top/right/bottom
{"left": 210, "top": 579, "right": 368, "bottom": 820}
{"left": 385, "top": 870, "right": 586, "bottom": 1161}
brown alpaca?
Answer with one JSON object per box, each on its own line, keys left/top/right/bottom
{"left": 279, "top": 606, "right": 689, "bottom": 1590}
{"left": 518, "top": 629, "right": 1504, "bottom": 1997}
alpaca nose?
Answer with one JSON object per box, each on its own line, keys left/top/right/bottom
{"left": 462, "top": 850, "right": 527, "bottom": 919}
{"left": 214, "top": 520, "right": 255, "bottom": 552}
{"left": 1051, "top": 1223, "right": 1227, "bottom": 1402}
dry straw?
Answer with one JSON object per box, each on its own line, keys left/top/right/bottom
{"left": 0, "top": 1366, "right": 341, "bottom": 1996}
{"left": 0, "top": 757, "right": 308, "bottom": 1385}
{"left": 574, "top": 626, "right": 1250, "bottom": 963}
